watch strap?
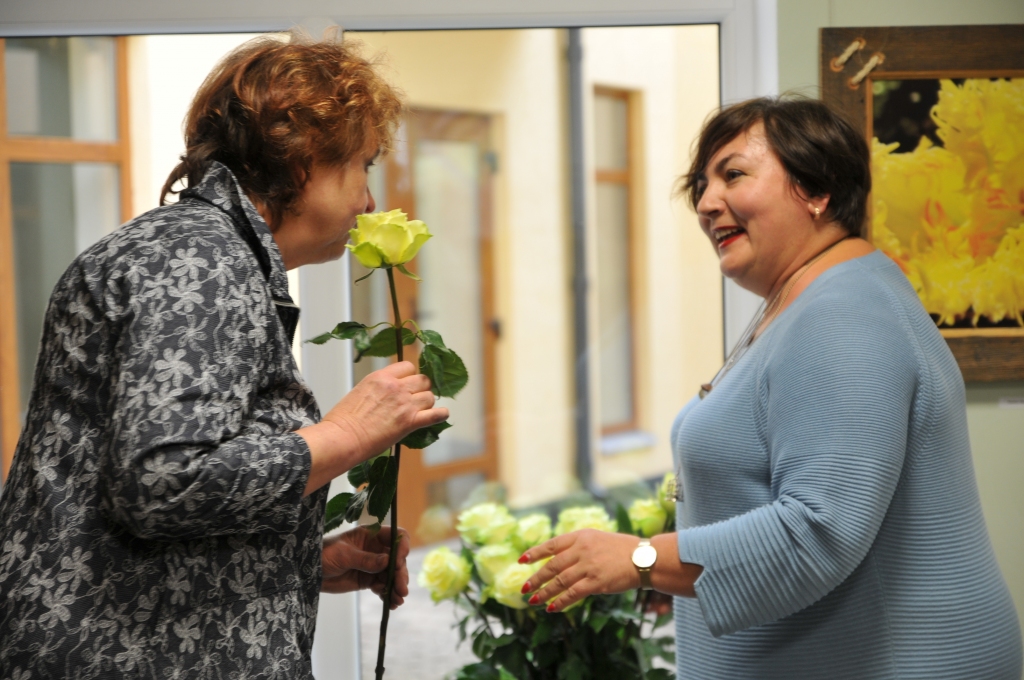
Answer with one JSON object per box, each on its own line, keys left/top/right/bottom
{"left": 638, "top": 565, "right": 653, "bottom": 590}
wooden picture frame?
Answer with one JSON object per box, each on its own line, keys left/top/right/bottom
{"left": 820, "top": 25, "right": 1024, "bottom": 383}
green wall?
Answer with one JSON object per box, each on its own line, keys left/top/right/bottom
{"left": 968, "top": 384, "right": 1024, "bottom": 625}
{"left": 777, "top": 0, "right": 1024, "bottom": 654}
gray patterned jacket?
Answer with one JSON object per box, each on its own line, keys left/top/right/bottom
{"left": 0, "top": 162, "right": 327, "bottom": 679}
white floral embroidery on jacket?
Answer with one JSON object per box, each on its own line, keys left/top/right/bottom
{"left": 0, "top": 162, "right": 326, "bottom": 679}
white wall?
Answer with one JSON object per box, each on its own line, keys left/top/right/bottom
{"left": 127, "top": 33, "right": 261, "bottom": 215}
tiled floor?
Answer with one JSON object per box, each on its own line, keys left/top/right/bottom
{"left": 359, "top": 539, "right": 477, "bottom": 680}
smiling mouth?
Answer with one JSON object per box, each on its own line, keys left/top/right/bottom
{"left": 713, "top": 226, "right": 746, "bottom": 248}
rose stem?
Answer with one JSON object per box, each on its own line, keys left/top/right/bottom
{"left": 375, "top": 266, "right": 404, "bottom": 680}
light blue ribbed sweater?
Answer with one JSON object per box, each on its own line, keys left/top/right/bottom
{"left": 671, "top": 251, "right": 1022, "bottom": 679}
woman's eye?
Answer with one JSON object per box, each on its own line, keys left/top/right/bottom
{"left": 725, "top": 169, "right": 743, "bottom": 180}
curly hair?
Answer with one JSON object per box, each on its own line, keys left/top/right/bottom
{"left": 680, "top": 96, "right": 871, "bottom": 237}
{"left": 161, "top": 33, "right": 403, "bottom": 226}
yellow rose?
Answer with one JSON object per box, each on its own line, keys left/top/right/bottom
{"left": 473, "top": 543, "right": 520, "bottom": 586}
{"left": 628, "top": 499, "right": 667, "bottom": 538}
{"left": 514, "top": 514, "right": 553, "bottom": 550}
{"left": 347, "top": 209, "right": 432, "bottom": 268}
{"left": 456, "top": 502, "right": 517, "bottom": 546}
{"left": 553, "top": 506, "right": 616, "bottom": 535}
{"left": 656, "top": 472, "right": 677, "bottom": 516}
{"left": 417, "top": 546, "right": 472, "bottom": 603}
{"left": 492, "top": 563, "right": 538, "bottom": 610}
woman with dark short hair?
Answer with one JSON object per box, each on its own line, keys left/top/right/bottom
{"left": 519, "top": 97, "right": 1022, "bottom": 679}
{"left": 0, "top": 35, "right": 447, "bottom": 678}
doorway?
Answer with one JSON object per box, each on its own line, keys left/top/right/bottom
{"left": 351, "top": 108, "right": 499, "bottom": 547}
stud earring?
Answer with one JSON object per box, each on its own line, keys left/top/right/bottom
{"left": 814, "top": 207, "right": 821, "bottom": 219}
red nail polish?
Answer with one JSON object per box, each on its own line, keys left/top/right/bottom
{"left": 521, "top": 582, "right": 531, "bottom": 594}
{"left": 518, "top": 554, "right": 530, "bottom": 564}
{"left": 546, "top": 603, "right": 556, "bottom": 613}
{"left": 529, "top": 594, "right": 541, "bottom": 605}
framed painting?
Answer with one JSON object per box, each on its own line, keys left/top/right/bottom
{"left": 821, "top": 25, "right": 1024, "bottom": 382}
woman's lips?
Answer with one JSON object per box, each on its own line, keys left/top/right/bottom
{"left": 719, "top": 234, "right": 742, "bottom": 249}
{"left": 714, "top": 228, "right": 746, "bottom": 250}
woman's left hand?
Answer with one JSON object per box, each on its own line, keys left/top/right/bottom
{"left": 321, "top": 526, "right": 411, "bottom": 609}
{"left": 519, "top": 529, "right": 642, "bottom": 613}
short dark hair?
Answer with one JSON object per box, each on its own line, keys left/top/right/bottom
{"left": 680, "top": 96, "right": 871, "bottom": 236}
{"left": 161, "top": 33, "right": 402, "bottom": 226}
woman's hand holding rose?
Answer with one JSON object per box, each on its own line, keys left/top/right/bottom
{"left": 321, "top": 526, "right": 411, "bottom": 610}
{"left": 301, "top": 362, "right": 448, "bottom": 495}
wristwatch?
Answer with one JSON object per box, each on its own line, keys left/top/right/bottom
{"left": 631, "top": 539, "right": 658, "bottom": 590}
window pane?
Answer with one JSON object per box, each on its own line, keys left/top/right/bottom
{"left": 11, "top": 162, "right": 120, "bottom": 411}
{"left": 5, "top": 37, "right": 117, "bottom": 141}
{"left": 415, "top": 139, "right": 486, "bottom": 467}
{"left": 595, "top": 182, "right": 634, "bottom": 429}
{"left": 594, "top": 93, "right": 628, "bottom": 170}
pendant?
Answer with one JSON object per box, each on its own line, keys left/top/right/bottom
{"left": 670, "top": 469, "right": 684, "bottom": 503}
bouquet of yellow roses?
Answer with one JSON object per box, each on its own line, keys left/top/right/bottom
{"left": 418, "top": 476, "right": 678, "bottom": 680}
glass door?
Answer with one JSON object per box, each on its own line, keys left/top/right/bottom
{"left": 351, "top": 109, "right": 498, "bottom": 546}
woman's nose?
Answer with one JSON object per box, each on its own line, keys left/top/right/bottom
{"left": 696, "top": 183, "right": 722, "bottom": 219}
{"left": 365, "top": 188, "right": 376, "bottom": 214}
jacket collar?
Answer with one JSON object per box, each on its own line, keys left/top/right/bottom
{"left": 180, "top": 161, "right": 295, "bottom": 307}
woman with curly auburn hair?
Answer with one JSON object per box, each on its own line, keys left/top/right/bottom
{"left": 0, "top": 34, "right": 447, "bottom": 678}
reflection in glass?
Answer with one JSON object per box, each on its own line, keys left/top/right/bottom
{"left": 415, "top": 140, "right": 486, "bottom": 466}
{"left": 5, "top": 37, "right": 117, "bottom": 140}
{"left": 595, "top": 183, "right": 634, "bottom": 429}
{"left": 594, "top": 94, "right": 628, "bottom": 170}
{"left": 11, "top": 162, "right": 120, "bottom": 411}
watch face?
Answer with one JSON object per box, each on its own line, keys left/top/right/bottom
{"left": 632, "top": 544, "right": 657, "bottom": 569}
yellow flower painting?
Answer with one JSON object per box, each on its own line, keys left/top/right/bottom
{"left": 871, "top": 77, "right": 1024, "bottom": 328}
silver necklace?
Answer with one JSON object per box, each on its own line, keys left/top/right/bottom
{"left": 669, "top": 237, "right": 849, "bottom": 505}
{"left": 698, "top": 236, "right": 848, "bottom": 400}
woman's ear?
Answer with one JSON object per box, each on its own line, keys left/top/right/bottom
{"left": 808, "top": 195, "right": 830, "bottom": 221}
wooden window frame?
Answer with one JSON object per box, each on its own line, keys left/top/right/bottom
{"left": 383, "top": 109, "right": 499, "bottom": 547}
{"left": 593, "top": 85, "right": 641, "bottom": 437}
{"left": 0, "top": 36, "right": 133, "bottom": 480}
